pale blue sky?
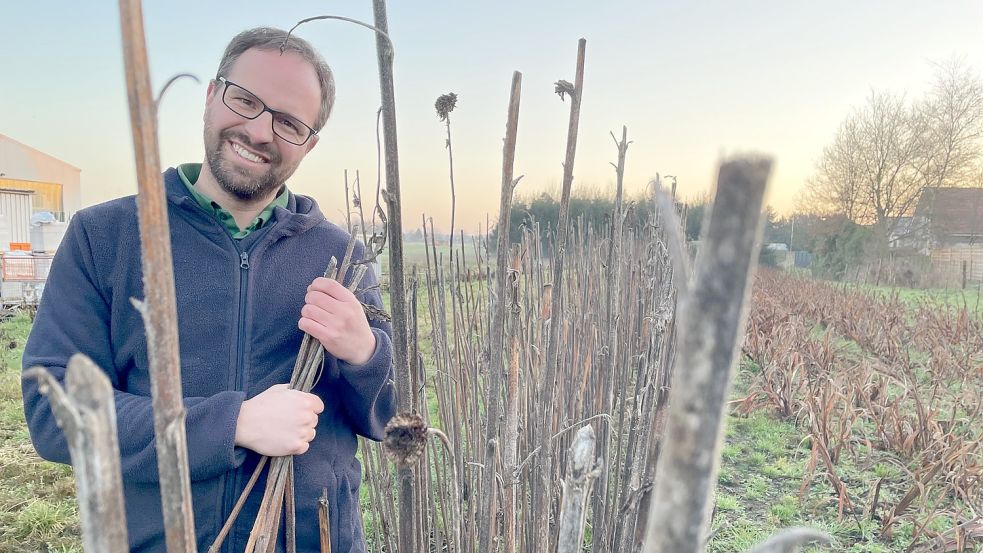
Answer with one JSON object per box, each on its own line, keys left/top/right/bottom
{"left": 2, "top": 1, "right": 982, "bottom": 231}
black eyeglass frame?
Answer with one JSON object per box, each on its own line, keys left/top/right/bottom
{"left": 216, "top": 77, "right": 318, "bottom": 146}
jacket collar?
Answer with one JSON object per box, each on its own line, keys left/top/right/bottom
{"left": 163, "top": 167, "right": 327, "bottom": 238}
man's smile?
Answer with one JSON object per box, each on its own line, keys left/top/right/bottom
{"left": 229, "top": 139, "right": 269, "bottom": 164}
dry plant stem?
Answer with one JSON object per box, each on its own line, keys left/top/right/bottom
{"left": 118, "top": 1, "right": 197, "bottom": 550}
{"left": 479, "top": 69, "right": 523, "bottom": 553}
{"left": 344, "top": 170, "right": 352, "bottom": 234}
{"left": 594, "top": 125, "right": 629, "bottom": 550}
{"left": 428, "top": 428, "right": 462, "bottom": 550}
{"left": 652, "top": 187, "right": 691, "bottom": 292}
{"left": 556, "top": 425, "right": 601, "bottom": 553}
{"left": 445, "top": 113, "right": 457, "bottom": 268}
{"left": 284, "top": 16, "right": 394, "bottom": 57}
{"left": 642, "top": 157, "right": 772, "bottom": 553}
{"left": 318, "top": 489, "right": 332, "bottom": 553}
{"left": 370, "top": 0, "right": 407, "bottom": 410}
{"left": 25, "top": 355, "right": 129, "bottom": 553}
{"left": 409, "top": 271, "right": 420, "bottom": 410}
{"left": 155, "top": 73, "right": 200, "bottom": 109}
{"left": 355, "top": 171, "right": 368, "bottom": 246}
{"left": 538, "top": 38, "right": 586, "bottom": 551}
{"left": 337, "top": 237, "right": 357, "bottom": 284}
{"left": 502, "top": 244, "right": 523, "bottom": 553}
{"left": 285, "top": 457, "right": 296, "bottom": 553}
{"left": 208, "top": 456, "right": 269, "bottom": 553}
{"left": 369, "top": 3, "right": 417, "bottom": 553}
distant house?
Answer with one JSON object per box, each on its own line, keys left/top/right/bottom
{"left": 912, "top": 187, "right": 983, "bottom": 284}
{"left": 886, "top": 216, "right": 919, "bottom": 250}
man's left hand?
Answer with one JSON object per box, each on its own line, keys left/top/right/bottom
{"left": 299, "top": 277, "right": 377, "bottom": 365}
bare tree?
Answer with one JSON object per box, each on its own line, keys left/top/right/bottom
{"left": 915, "top": 57, "right": 983, "bottom": 189}
{"left": 803, "top": 59, "right": 983, "bottom": 240}
{"left": 802, "top": 117, "right": 865, "bottom": 221}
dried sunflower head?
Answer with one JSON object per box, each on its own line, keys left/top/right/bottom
{"left": 554, "top": 80, "right": 575, "bottom": 101}
{"left": 435, "top": 93, "right": 458, "bottom": 122}
{"left": 384, "top": 412, "right": 428, "bottom": 467}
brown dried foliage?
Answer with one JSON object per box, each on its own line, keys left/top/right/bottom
{"left": 741, "top": 270, "right": 983, "bottom": 549}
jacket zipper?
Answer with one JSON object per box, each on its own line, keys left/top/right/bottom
{"left": 221, "top": 247, "right": 250, "bottom": 552}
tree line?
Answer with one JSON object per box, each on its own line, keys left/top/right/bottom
{"left": 487, "top": 59, "right": 983, "bottom": 284}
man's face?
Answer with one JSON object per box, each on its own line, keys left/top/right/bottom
{"left": 203, "top": 48, "right": 321, "bottom": 201}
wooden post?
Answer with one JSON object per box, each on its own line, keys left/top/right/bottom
{"left": 479, "top": 70, "right": 523, "bottom": 553}
{"left": 117, "top": 1, "right": 197, "bottom": 551}
{"left": 555, "top": 425, "right": 600, "bottom": 553}
{"left": 502, "top": 244, "right": 523, "bottom": 553}
{"left": 537, "top": 38, "right": 587, "bottom": 552}
{"left": 641, "top": 157, "right": 771, "bottom": 553}
{"left": 370, "top": 2, "right": 415, "bottom": 552}
{"left": 25, "top": 355, "right": 129, "bottom": 553}
{"left": 594, "top": 126, "right": 630, "bottom": 551}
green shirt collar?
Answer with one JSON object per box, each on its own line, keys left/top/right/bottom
{"left": 177, "top": 163, "right": 288, "bottom": 239}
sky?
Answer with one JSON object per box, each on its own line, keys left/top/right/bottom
{"left": 2, "top": 1, "right": 983, "bottom": 233}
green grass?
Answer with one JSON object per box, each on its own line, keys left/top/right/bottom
{"left": 0, "top": 311, "right": 81, "bottom": 552}
{"left": 709, "top": 356, "right": 982, "bottom": 553}
{"left": 378, "top": 240, "right": 448, "bottom": 275}
{"left": 854, "top": 282, "right": 983, "bottom": 315}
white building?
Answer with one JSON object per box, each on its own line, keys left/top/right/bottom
{"left": 0, "top": 133, "right": 81, "bottom": 222}
{"left": 0, "top": 134, "right": 79, "bottom": 303}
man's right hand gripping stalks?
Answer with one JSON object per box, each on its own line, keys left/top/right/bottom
{"left": 234, "top": 383, "right": 324, "bottom": 456}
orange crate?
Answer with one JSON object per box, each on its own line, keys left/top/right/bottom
{"left": 9, "top": 243, "right": 31, "bottom": 252}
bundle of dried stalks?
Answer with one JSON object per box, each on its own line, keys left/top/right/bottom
{"left": 209, "top": 247, "right": 374, "bottom": 553}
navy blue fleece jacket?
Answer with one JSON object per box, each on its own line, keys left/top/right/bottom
{"left": 22, "top": 168, "right": 396, "bottom": 552}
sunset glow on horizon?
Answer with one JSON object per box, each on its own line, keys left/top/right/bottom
{"left": 3, "top": 1, "right": 982, "bottom": 233}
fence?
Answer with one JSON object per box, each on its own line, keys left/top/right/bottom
{"left": 1, "top": 253, "right": 53, "bottom": 281}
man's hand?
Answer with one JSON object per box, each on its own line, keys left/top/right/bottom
{"left": 235, "top": 384, "right": 324, "bottom": 456}
{"left": 299, "top": 277, "right": 377, "bottom": 365}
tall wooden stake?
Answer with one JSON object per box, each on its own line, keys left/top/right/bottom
{"left": 537, "top": 38, "right": 587, "bottom": 551}
{"left": 479, "top": 70, "right": 523, "bottom": 553}
{"left": 642, "top": 157, "right": 771, "bottom": 553}
{"left": 371, "top": 1, "right": 415, "bottom": 552}
{"left": 593, "top": 125, "right": 630, "bottom": 551}
{"left": 118, "top": 1, "right": 197, "bottom": 551}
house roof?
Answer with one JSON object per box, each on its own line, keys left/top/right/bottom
{"left": 0, "top": 133, "right": 81, "bottom": 173}
{"left": 914, "top": 187, "right": 983, "bottom": 238}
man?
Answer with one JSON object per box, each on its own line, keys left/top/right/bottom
{"left": 22, "top": 27, "right": 395, "bottom": 553}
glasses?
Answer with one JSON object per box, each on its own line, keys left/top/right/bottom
{"left": 216, "top": 77, "right": 318, "bottom": 146}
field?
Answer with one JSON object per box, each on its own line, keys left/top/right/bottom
{"left": 1, "top": 270, "right": 980, "bottom": 552}
{"left": 714, "top": 271, "right": 982, "bottom": 552}
{"left": 0, "top": 312, "right": 80, "bottom": 552}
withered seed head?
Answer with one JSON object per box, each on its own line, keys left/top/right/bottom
{"left": 384, "top": 412, "right": 428, "bottom": 467}
{"left": 435, "top": 93, "right": 458, "bottom": 122}
{"left": 554, "top": 80, "right": 575, "bottom": 101}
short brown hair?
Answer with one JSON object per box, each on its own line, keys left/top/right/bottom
{"left": 216, "top": 27, "right": 336, "bottom": 131}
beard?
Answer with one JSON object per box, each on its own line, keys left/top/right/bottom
{"left": 203, "top": 125, "right": 293, "bottom": 201}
